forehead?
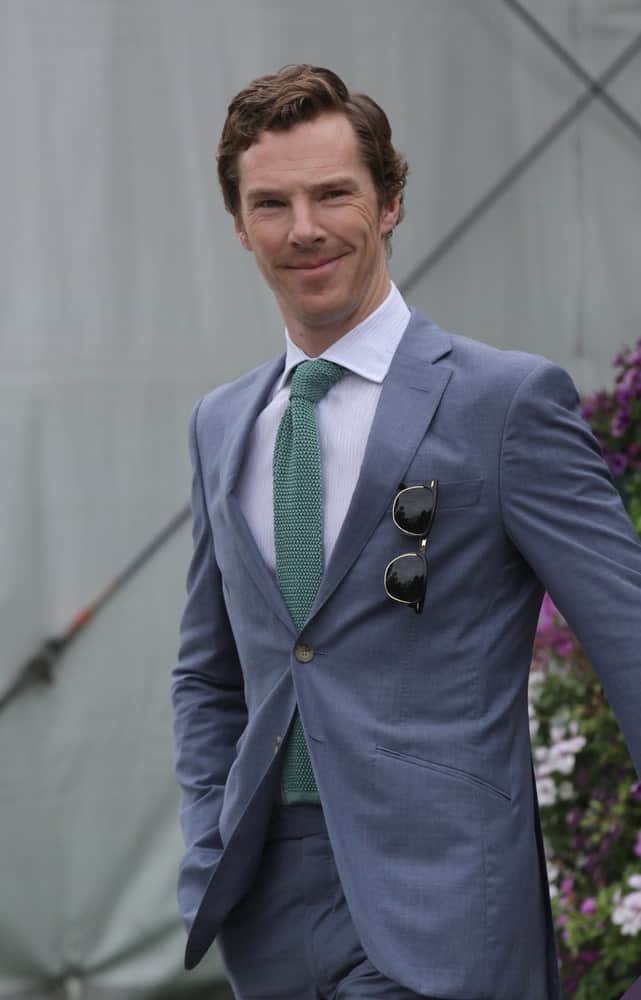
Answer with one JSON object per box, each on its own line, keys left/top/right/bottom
{"left": 237, "top": 112, "right": 371, "bottom": 195}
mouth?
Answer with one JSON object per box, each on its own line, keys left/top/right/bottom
{"left": 285, "top": 254, "right": 346, "bottom": 274}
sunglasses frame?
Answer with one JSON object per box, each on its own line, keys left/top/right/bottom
{"left": 384, "top": 479, "right": 438, "bottom": 614}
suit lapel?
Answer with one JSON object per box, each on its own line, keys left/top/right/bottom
{"left": 220, "top": 311, "right": 452, "bottom": 633}
{"left": 311, "top": 311, "right": 453, "bottom": 619}
{"left": 221, "top": 355, "right": 298, "bottom": 633}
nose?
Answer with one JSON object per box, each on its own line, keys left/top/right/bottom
{"left": 288, "top": 197, "right": 325, "bottom": 247}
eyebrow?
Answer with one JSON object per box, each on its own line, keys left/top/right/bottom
{"left": 245, "top": 177, "right": 358, "bottom": 202}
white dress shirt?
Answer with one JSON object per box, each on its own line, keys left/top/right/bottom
{"left": 237, "top": 282, "right": 411, "bottom": 570}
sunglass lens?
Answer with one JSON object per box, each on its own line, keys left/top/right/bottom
{"left": 385, "top": 553, "right": 427, "bottom": 606}
{"left": 393, "top": 486, "right": 436, "bottom": 536}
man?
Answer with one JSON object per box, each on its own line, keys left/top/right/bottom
{"left": 171, "top": 65, "right": 641, "bottom": 999}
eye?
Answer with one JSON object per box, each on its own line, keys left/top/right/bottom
{"left": 254, "top": 198, "right": 284, "bottom": 209}
{"left": 323, "top": 189, "right": 348, "bottom": 200}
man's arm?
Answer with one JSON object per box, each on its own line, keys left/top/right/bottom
{"left": 171, "top": 399, "right": 248, "bottom": 931}
{"left": 499, "top": 359, "right": 641, "bottom": 778}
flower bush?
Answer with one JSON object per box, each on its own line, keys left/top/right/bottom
{"left": 582, "top": 340, "right": 641, "bottom": 480}
{"left": 530, "top": 339, "right": 641, "bottom": 998}
{"left": 530, "top": 597, "right": 641, "bottom": 997}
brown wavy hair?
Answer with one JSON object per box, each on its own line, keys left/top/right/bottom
{"left": 217, "top": 65, "right": 408, "bottom": 246}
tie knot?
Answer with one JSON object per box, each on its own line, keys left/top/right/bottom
{"left": 289, "top": 359, "right": 346, "bottom": 404}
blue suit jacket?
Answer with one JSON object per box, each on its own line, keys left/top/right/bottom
{"left": 172, "top": 310, "right": 641, "bottom": 999}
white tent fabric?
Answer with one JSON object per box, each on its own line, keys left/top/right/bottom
{"left": 1, "top": 1, "right": 640, "bottom": 995}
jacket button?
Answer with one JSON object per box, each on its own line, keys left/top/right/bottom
{"left": 274, "top": 736, "right": 282, "bottom": 755}
{"left": 294, "top": 643, "right": 315, "bottom": 664}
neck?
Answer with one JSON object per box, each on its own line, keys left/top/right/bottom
{"left": 285, "top": 279, "right": 392, "bottom": 357}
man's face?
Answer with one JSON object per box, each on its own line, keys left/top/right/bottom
{"left": 234, "top": 112, "right": 400, "bottom": 354}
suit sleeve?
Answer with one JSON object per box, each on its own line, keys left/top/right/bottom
{"left": 171, "top": 398, "right": 248, "bottom": 931}
{"left": 499, "top": 360, "right": 641, "bottom": 778}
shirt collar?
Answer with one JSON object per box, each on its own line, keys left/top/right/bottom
{"left": 275, "top": 282, "right": 411, "bottom": 393}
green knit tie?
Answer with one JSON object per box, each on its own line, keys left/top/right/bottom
{"left": 274, "top": 359, "right": 346, "bottom": 804}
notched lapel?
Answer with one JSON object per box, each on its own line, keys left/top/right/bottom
{"left": 311, "top": 313, "right": 453, "bottom": 618}
{"left": 219, "top": 356, "right": 297, "bottom": 633}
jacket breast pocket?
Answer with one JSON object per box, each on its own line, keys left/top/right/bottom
{"left": 435, "top": 478, "right": 484, "bottom": 510}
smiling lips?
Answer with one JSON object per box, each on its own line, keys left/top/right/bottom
{"left": 286, "top": 253, "right": 345, "bottom": 272}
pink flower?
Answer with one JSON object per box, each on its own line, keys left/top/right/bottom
{"left": 635, "top": 830, "right": 641, "bottom": 858}
{"left": 580, "top": 897, "right": 597, "bottom": 915}
{"left": 554, "top": 635, "right": 576, "bottom": 658}
{"left": 537, "top": 593, "right": 558, "bottom": 630}
{"left": 533, "top": 594, "right": 579, "bottom": 664}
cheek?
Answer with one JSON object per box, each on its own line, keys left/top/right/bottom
{"left": 246, "top": 218, "right": 283, "bottom": 254}
{"left": 347, "top": 202, "right": 383, "bottom": 242}
{"left": 253, "top": 238, "right": 283, "bottom": 273}
{"left": 251, "top": 246, "right": 282, "bottom": 288}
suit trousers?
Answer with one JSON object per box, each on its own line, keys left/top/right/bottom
{"left": 217, "top": 805, "right": 434, "bottom": 999}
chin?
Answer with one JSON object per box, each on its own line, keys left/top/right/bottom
{"left": 299, "top": 302, "right": 355, "bottom": 329}
{"left": 296, "top": 289, "right": 354, "bottom": 316}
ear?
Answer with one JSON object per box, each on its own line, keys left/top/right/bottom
{"left": 234, "top": 216, "right": 252, "bottom": 251}
{"left": 379, "top": 195, "right": 401, "bottom": 237}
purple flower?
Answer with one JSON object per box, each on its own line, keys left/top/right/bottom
{"left": 580, "top": 897, "right": 597, "bottom": 914}
{"left": 568, "top": 807, "right": 582, "bottom": 827}
{"left": 616, "top": 386, "right": 634, "bottom": 404}
{"left": 607, "top": 452, "right": 628, "bottom": 476}
{"left": 618, "top": 366, "right": 637, "bottom": 387}
{"left": 610, "top": 412, "right": 631, "bottom": 438}
{"left": 635, "top": 830, "right": 641, "bottom": 858}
